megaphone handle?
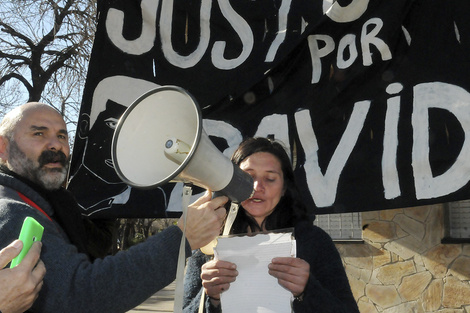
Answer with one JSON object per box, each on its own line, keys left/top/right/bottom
{"left": 212, "top": 190, "right": 224, "bottom": 199}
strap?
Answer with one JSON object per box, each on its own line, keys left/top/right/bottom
{"left": 197, "top": 202, "right": 239, "bottom": 311}
{"left": 173, "top": 185, "right": 193, "bottom": 313}
{"left": 198, "top": 288, "right": 205, "bottom": 313}
{"left": 222, "top": 202, "right": 239, "bottom": 236}
{"left": 17, "top": 191, "right": 52, "bottom": 221}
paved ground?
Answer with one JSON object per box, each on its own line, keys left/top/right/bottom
{"left": 126, "top": 281, "right": 176, "bottom": 313}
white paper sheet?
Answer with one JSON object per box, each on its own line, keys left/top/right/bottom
{"left": 214, "top": 232, "right": 295, "bottom": 313}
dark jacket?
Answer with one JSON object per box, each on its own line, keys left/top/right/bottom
{"left": 0, "top": 172, "right": 190, "bottom": 313}
{"left": 183, "top": 221, "right": 359, "bottom": 313}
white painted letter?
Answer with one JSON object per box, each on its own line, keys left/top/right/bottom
{"left": 413, "top": 82, "right": 470, "bottom": 199}
{"left": 254, "top": 114, "right": 291, "bottom": 156}
{"left": 106, "top": 0, "right": 159, "bottom": 55}
{"left": 325, "top": 0, "right": 369, "bottom": 23}
{"left": 160, "top": 0, "right": 212, "bottom": 68}
{"left": 383, "top": 83, "right": 403, "bottom": 199}
{"left": 265, "top": 0, "right": 292, "bottom": 62}
{"left": 361, "top": 18, "right": 392, "bottom": 66}
{"left": 307, "top": 34, "right": 335, "bottom": 83}
{"left": 212, "top": 0, "right": 254, "bottom": 69}
{"left": 295, "top": 101, "right": 371, "bottom": 207}
{"left": 337, "top": 34, "right": 358, "bottom": 69}
{"left": 89, "top": 76, "right": 159, "bottom": 129}
{"left": 203, "top": 119, "right": 243, "bottom": 158}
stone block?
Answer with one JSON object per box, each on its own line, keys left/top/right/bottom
{"left": 449, "top": 256, "right": 470, "bottom": 281}
{"left": 422, "top": 279, "right": 443, "bottom": 312}
{"left": 348, "top": 276, "right": 366, "bottom": 301}
{"left": 375, "top": 260, "right": 416, "bottom": 286}
{"left": 443, "top": 276, "right": 470, "bottom": 308}
{"left": 358, "top": 299, "right": 378, "bottom": 313}
{"left": 462, "top": 245, "right": 470, "bottom": 257}
{"left": 366, "top": 284, "right": 401, "bottom": 309}
{"left": 384, "top": 235, "right": 426, "bottom": 260}
{"left": 398, "top": 271, "right": 432, "bottom": 301}
{"left": 393, "top": 213, "right": 426, "bottom": 241}
{"left": 423, "top": 245, "right": 462, "bottom": 278}
{"left": 339, "top": 244, "right": 374, "bottom": 270}
{"left": 363, "top": 221, "right": 396, "bottom": 243}
{"left": 382, "top": 301, "right": 424, "bottom": 313}
{"left": 379, "top": 209, "right": 403, "bottom": 221}
{"left": 345, "top": 263, "right": 363, "bottom": 280}
{"left": 373, "top": 249, "right": 391, "bottom": 269}
{"left": 414, "top": 254, "right": 426, "bottom": 272}
{"left": 404, "top": 205, "right": 430, "bottom": 222}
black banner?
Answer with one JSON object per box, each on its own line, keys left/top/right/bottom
{"left": 69, "top": 0, "right": 470, "bottom": 218}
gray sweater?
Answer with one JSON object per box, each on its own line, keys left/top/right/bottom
{"left": 0, "top": 172, "right": 190, "bottom": 312}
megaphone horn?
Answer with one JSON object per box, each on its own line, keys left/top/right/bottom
{"left": 111, "top": 85, "right": 254, "bottom": 203}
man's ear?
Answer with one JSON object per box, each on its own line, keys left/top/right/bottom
{"left": 0, "top": 136, "right": 9, "bottom": 161}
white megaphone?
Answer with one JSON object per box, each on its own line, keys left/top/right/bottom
{"left": 111, "top": 85, "right": 254, "bottom": 203}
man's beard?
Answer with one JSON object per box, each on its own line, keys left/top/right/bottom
{"left": 8, "top": 141, "right": 70, "bottom": 190}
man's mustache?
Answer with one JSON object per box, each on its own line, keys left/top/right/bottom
{"left": 38, "top": 150, "right": 68, "bottom": 167}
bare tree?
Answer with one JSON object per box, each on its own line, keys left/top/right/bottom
{"left": 1, "top": 1, "right": 172, "bottom": 253}
{"left": 0, "top": 0, "right": 96, "bottom": 134}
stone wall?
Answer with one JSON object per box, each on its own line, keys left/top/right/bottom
{"left": 336, "top": 204, "right": 470, "bottom": 312}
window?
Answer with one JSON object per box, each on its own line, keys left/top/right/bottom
{"left": 314, "top": 212, "right": 363, "bottom": 241}
{"left": 444, "top": 200, "right": 470, "bottom": 242}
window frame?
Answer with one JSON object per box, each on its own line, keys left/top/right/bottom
{"left": 314, "top": 212, "right": 363, "bottom": 243}
{"left": 442, "top": 201, "right": 470, "bottom": 244}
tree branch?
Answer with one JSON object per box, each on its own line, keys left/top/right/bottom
{"left": 0, "top": 73, "right": 33, "bottom": 94}
{"left": 0, "top": 22, "right": 35, "bottom": 49}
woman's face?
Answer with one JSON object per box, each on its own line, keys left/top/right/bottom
{"left": 240, "top": 152, "right": 285, "bottom": 226}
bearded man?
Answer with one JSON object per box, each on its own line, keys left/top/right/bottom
{"left": 0, "top": 102, "right": 227, "bottom": 312}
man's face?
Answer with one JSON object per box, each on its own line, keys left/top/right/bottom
{"left": 6, "top": 107, "right": 70, "bottom": 190}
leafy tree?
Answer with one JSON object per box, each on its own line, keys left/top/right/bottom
{"left": 112, "top": 218, "right": 178, "bottom": 253}
{"left": 0, "top": 0, "right": 97, "bottom": 135}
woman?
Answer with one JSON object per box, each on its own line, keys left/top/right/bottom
{"left": 183, "top": 137, "right": 359, "bottom": 313}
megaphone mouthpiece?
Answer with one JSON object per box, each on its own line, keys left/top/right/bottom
{"left": 164, "top": 138, "right": 191, "bottom": 165}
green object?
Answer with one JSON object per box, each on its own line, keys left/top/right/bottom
{"left": 10, "top": 217, "right": 44, "bottom": 268}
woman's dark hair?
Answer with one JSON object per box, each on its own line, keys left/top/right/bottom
{"left": 229, "top": 137, "right": 309, "bottom": 234}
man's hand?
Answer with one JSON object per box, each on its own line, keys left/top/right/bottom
{"left": 0, "top": 240, "right": 46, "bottom": 313}
{"left": 178, "top": 191, "right": 228, "bottom": 250}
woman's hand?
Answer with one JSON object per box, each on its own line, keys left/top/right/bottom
{"left": 268, "top": 257, "right": 310, "bottom": 297}
{"left": 201, "top": 259, "right": 238, "bottom": 300}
